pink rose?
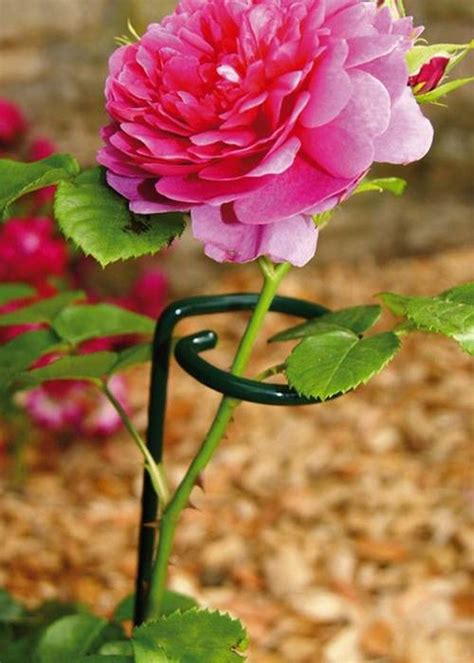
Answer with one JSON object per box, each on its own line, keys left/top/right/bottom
{"left": 409, "top": 56, "right": 450, "bottom": 94}
{"left": 98, "top": 0, "right": 433, "bottom": 267}
{"left": 0, "top": 98, "right": 27, "bottom": 146}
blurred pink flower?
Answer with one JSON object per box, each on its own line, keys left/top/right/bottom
{"left": 99, "top": 0, "right": 433, "bottom": 267}
{"left": 25, "top": 382, "right": 87, "bottom": 432}
{"left": 0, "top": 217, "right": 68, "bottom": 342}
{"left": 409, "top": 56, "right": 450, "bottom": 94}
{"left": 0, "top": 217, "right": 68, "bottom": 286}
{"left": 127, "top": 267, "right": 169, "bottom": 319}
{"left": 80, "top": 375, "right": 128, "bottom": 437}
{"left": 25, "top": 374, "right": 129, "bottom": 438}
{"left": 0, "top": 98, "right": 27, "bottom": 145}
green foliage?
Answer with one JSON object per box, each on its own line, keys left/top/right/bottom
{"left": 0, "top": 591, "right": 247, "bottom": 663}
{"left": 52, "top": 304, "right": 154, "bottom": 345}
{"left": 36, "top": 614, "right": 109, "bottom": 662}
{"left": 417, "top": 77, "right": 474, "bottom": 105}
{"left": 23, "top": 352, "right": 119, "bottom": 385}
{"left": 160, "top": 591, "right": 199, "bottom": 617}
{"left": 132, "top": 609, "right": 248, "bottom": 663}
{"left": 113, "top": 595, "right": 135, "bottom": 622}
{"left": 0, "top": 330, "right": 61, "bottom": 387}
{"left": 0, "top": 289, "right": 155, "bottom": 395}
{"left": 441, "top": 282, "right": 474, "bottom": 305}
{"left": 0, "top": 154, "right": 80, "bottom": 219}
{"left": 113, "top": 591, "right": 198, "bottom": 623}
{"left": 55, "top": 168, "right": 186, "bottom": 267}
{"left": 379, "top": 283, "right": 474, "bottom": 355}
{"left": 0, "top": 590, "right": 25, "bottom": 623}
{"left": 0, "top": 291, "right": 84, "bottom": 327}
{"left": 111, "top": 344, "right": 152, "bottom": 374}
{"left": 286, "top": 329, "right": 401, "bottom": 401}
{"left": 0, "top": 591, "right": 101, "bottom": 663}
{"left": 0, "top": 283, "right": 36, "bottom": 307}
{"left": 98, "top": 640, "right": 134, "bottom": 656}
{"left": 75, "top": 657, "right": 132, "bottom": 662}
{"left": 269, "top": 305, "right": 381, "bottom": 343}
{"left": 355, "top": 177, "right": 407, "bottom": 196}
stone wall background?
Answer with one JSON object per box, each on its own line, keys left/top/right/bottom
{"left": 0, "top": 0, "right": 472, "bottom": 264}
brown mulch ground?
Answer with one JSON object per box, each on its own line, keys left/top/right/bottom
{"left": 1, "top": 248, "right": 473, "bottom": 663}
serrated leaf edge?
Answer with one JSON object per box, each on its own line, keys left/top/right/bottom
{"left": 286, "top": 332, "right": 401, "bottom": 401}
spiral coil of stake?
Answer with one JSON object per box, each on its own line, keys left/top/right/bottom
{"left": 134, "top": 293, "right": 330, "bottom": 624}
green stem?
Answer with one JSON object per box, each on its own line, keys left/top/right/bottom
{"left": 101, "top": 382, "right": 171, "bottom": 507}
{"left": 146, "top": 260, "right": 290, "bottom": 619}
{"left": 254, "top": 362, "right": 287, "bottom": 382}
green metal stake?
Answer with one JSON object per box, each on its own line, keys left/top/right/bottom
{"left": 134, "top": 293, "right": 335, "bottom": 624}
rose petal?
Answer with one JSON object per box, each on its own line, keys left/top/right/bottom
{"left": 191, "top": 205, "right": 318, "bottom": 266}
{"left": 374, "top": 88, "right": 434, "bottom": 164}
{"left": 300, "top": 41, "right": 352, "bottom": 129}
{"left": 300, "top": 70, "right": 391, "bottom": 178}
{"left": 234, "top": 157, "right": 353, "bottom": 224}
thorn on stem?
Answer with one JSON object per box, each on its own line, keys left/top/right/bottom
{"left": 195, "top": 473, "right": 205, "bottom": 490}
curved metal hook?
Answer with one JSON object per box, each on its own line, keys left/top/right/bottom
{"left": 174, "top": 330, "right": 322, "bottom": 405}
{"left": 134, "top": 293, "right": 329, "bottom": 624}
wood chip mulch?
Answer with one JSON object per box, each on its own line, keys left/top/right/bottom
{"left": 1, "top": 248, "right": 473, "bottom": 663}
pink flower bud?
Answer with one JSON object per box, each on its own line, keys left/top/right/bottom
{"left": 29, "top": 137, "right": 57, "bottom": 161}
{"left": 0, "top": 98, "right": 27, "bottom": 145}
{"left": 409, "top": 56, "right": 450, "bottom": 94}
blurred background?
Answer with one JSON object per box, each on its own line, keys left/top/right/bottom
{"left": 0, "top": 2, "right": 473, "bottom": 663}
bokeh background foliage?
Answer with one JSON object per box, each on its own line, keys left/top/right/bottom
{"left": 0, "top": 0, "right": 473, "bottom": 266}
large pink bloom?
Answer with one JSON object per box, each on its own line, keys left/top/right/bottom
{"left": 98, "top": 0, "right": 433, "bottom": 267}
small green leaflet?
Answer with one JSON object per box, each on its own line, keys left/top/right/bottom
{"left": 111, "top": 344, "right": 152, "bottom": 374}
{"left": 355, "top": 177, "right": 407, "bottom": 197}
{"left": 0, "top": 329, "right": 61, "bottom": 387}
{"left": 286, "top": 329, "right": 401, "bottom": 401}
{"left": 441, "top": 282, "right": 474, "bottom": 305}
{"left": 378, "top": 292, "right": 410, "bottom": 316}
{"left": 0, "top": 283, "right": 36, "bottom": 307}
{"left": 113, "top": 595, "right": 135, "bottom": 623}
{"left": 379, "top": 283, "right": 474, "bottom": 355}
{"left": 22, "top": 352, "right": 119, "bottom": 385}
{"left": 113, "top": 590, "right": 198, "bottom": 623}
{"left": 36, "top": 614, "right": 109, "bottom": 663}
{"left": 417, "top": 77, "right": 474, "bottom": 105}
{"left": 52, "top": 303, "right": 155, "bottom": 345}
{"left": 0, "top": 154, "right": 80, "bottom": 219}
{"left": 406, "top": 41, "right": 474, "bottom": 74}
{"left": 269, "top": 305, "right": 381, "bottom": 343}
{"left": 55, "top": 167, "right": 186, "bottom": 267}
{"left": 132, "top": 609, "right": 249, "bottom": 663}
{"left": 0, "top": 291, "right": 84, "bottom": 327}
